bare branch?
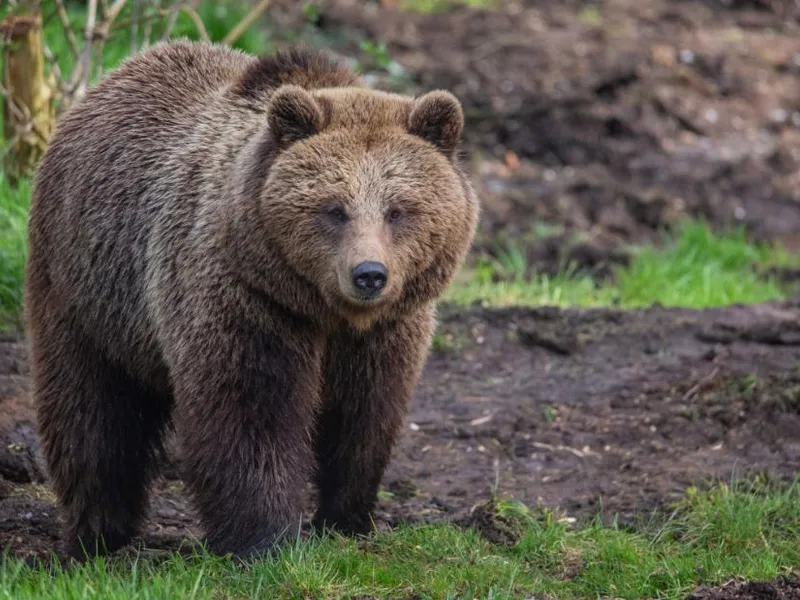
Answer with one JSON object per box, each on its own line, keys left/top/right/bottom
{"left": 176, "top": 4, "right": 209, "bottom": 42}
{"left": 142, "top": 0, "right": 159, "bottom": 48}
{"left": 73, "top": 0, "right": 99, "bottom": 101}
{"left": 69, "top": 0, "right": 129, "bottom": 103}
{"left": 1, "top": 131, "right": 24, "bottom": 161}
{"left": 156, "top": 0, "right": 209, "bottom": 43}
{"left": 53, "top": 0, "right": 80, "bottom": 58}
{"left": 41, "top": 41, "right": 65, "bottom": 92}
{"left": 93, "top": 0, "right": 130, "bottom": 81}
{"left": 130, "top": 0, "right": 139, "bottom": 55}
{"left": 160, "top": 0, "right": 182, "bottom": 41}
{"left": 222, "top": 0, "right": 271, "bottom": 47}
{"left": 105, "top": 0, "right": 130, "bottom": 25}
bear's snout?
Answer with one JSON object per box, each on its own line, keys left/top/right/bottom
{"left": 351, "top": 261, "right": 388, "bottom": 299}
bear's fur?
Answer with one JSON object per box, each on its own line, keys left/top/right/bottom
{"left": 25, "top": 41, "right": 479, "bottom": 559}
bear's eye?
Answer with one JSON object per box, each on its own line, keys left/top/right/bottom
{"left": 327, "top": 207, "right": 349, "bottom": 223}
{"left": 386, "top": 208, "right": 403, "bottom": 224}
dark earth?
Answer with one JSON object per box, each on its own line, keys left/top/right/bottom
{"left": 2, "top": 0, "right": 800, "bottom": 598}
{"left": 688, "top": 576, "right": 800, "bottom": 600}
{"left": 2, "top": 302, "right": 800, "bottom": 570}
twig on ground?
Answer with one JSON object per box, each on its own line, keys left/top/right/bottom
{"left": 531, "top": 441, "right": 600, "bottom": 459}
{"left": 682, "top": 367, "right": 720, "bottom": 403}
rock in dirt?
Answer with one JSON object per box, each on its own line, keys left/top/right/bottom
{"left": 697, "top": 319, "right": 800, "bottom": 346}
{"left": 516, "top": 323, "right": 581, "bottom": 356}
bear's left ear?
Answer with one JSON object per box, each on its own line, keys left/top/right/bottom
{"left": 267, "top": 84, "right": 326, "bottom": 150}
{"left": 407, "top": 90, "right": 464, "bottom": 158}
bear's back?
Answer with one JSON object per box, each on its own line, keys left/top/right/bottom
{"left": 27, "top": 42, "right": 254, "bottom": 383}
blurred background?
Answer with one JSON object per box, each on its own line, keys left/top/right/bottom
{"left": 2, "top": 0, "right": 800, "bottom": 324}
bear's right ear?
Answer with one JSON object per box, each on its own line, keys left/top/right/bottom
{"left": 267, "top": 85, "right": 325, "bottom": 150}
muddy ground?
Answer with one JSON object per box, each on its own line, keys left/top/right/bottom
{"left": 2, "top": 300, "right": 800, "bottom": 564}
{"left": 688, "top": 576, "right": 800, "bottom": 600}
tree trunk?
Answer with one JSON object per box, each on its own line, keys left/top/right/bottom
{"left": 1, "top": 12, "right": 55, "bottom": 185}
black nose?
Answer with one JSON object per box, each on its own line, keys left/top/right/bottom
{"left": 351, "top": 261, "right": 388, "bottom": 298}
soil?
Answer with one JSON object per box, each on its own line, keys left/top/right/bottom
{"left": 265, "top": 0, "right": 800, "bottom": 276}
{"left": 688, "top": 576, "right": 800, "bottom": 600}
{"left": 2, "top": 300, "right": 800, "bottom": 566}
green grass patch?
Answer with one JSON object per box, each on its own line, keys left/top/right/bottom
{"left": 1, "top": 478, "right": 798, "bottom": 599}
{"left": 400, "top": 0, "right": 499, "bottom": 14}
{"left": 446, "top": 221, "right": 800, "bottom": 309}
{"left": 0, "top": 174, "right": 30, "bottom": 330}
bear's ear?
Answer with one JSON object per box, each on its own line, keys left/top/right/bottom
{"left": 407, "top": 90, "right": 464, "bottom": 157}
{"left": 267, "top": 85, "right": 325, "bottom": 149}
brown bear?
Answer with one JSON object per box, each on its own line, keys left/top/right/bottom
{"left": 25, "top": 40, "right": 479, "bottom": 559}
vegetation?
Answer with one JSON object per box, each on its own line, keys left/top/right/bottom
{"left": 401, "top": 0, "right": 499, "bottom": 14}
{"left": 0, "top": 174, "right": 30, "bottom": 328}
{"left": 1, "top": 478, "right": 798, "bottom": 599}
{"left": 446, "top": 220, "right": 800, "bottom": 309}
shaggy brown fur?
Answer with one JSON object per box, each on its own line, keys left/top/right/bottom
{"left": 25, "top": 40, "right": 479, "bottom": 559}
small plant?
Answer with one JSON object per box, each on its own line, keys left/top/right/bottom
{"left": 355, "top": 38, "right": 410, "bottom": 89}
{"left": 578, "top": 6, "right": 603, "bottom": 27}
{"left": 358, "top": 39, "right": 392, "bottom": 71}
{"left": 302, "top": 2, "right": 322, "bottom": 26}
{"left": 401, "top": 0, "right": 498, "bottom": 14}
{"left": 492, "top": 240, "right": 528, "bottom": 282}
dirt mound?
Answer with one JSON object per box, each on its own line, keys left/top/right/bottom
{"left": 2, "top": 299, "right": 800, "bottom": 558}
{"left": 688, "top": 575, "right": 800, "bottom": 600}
{"left": 267, "top": 0, "right": 800, "bottom": 273}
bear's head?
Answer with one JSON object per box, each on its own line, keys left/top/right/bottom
{"left": 257, "top": 85, "right": 479, "bottom": 327}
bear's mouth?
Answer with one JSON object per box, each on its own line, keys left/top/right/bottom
{"left": 333, "top": 285, "right": 397, "bottom": 319}
{"left": 341, "top": 293, "right": 387, "bottom": 310}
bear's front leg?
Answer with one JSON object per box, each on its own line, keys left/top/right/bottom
{"left": 314, "top": 307, "right": 436, "bottom": 535}
{"left": 170, "top": 317, "right": 323, "bottom": 558}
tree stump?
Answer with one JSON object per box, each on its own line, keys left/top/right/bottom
{"left": 1, "top": 12, "right": 55, "bottom": 185}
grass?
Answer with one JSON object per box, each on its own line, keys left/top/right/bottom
{"left": 400, "top": 0, "right": 499, "bottom": 14}
{"left": 1, "top": 478, "right": 798, "bottom": 599}
{"left": 445, "top": 220, "right": 800, "bottom": 309}
{"left": 0, "top": 174, "right": 30, "bottom": 329}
